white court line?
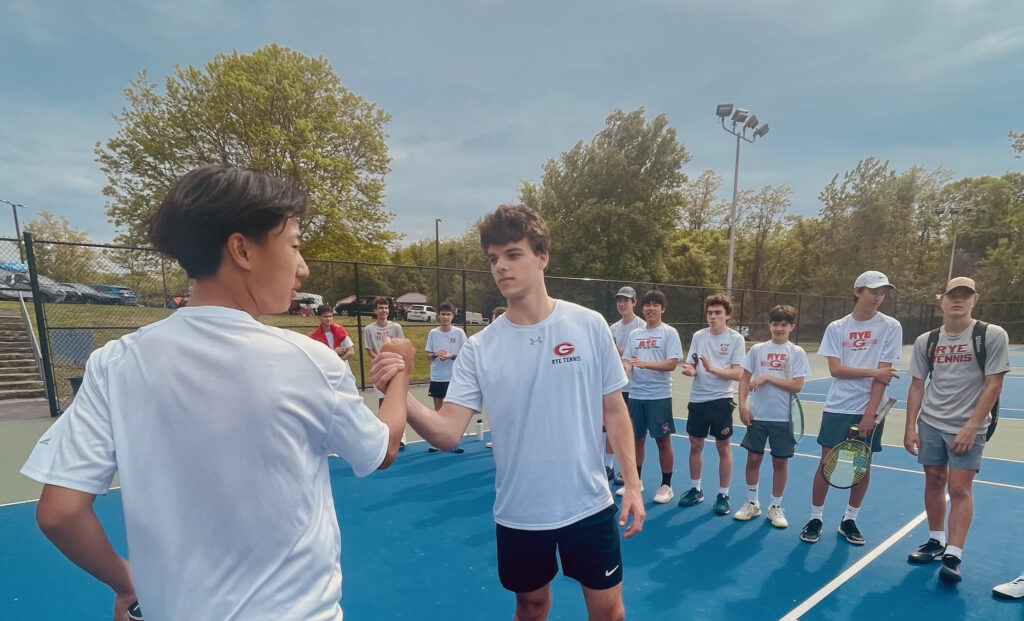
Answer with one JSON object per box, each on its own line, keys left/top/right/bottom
{"left": 777, "top": 501, "right": 941, "bottom": 621}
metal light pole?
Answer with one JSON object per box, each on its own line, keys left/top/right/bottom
{"left": 934, "top": 203, "right": 984, "bottom": 282}
{"left": 435, "top": 218, "right": 442, "bottom": 305}
{"left": 0, "top": 199, "right": 26, "bottom": 262}
{"left": 715, "top": 104, "right": 770, "bottom": 296}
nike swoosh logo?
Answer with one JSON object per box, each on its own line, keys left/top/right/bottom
{"left": 604, "top": 565, "right": 619, "bottom": 576}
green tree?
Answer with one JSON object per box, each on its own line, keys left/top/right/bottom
{"left": 737, "top": 184, "right": 792, "bottom": 293}
{"left": 520, "top": 107, "right": 691, "bottom": 281}
{"left": 24, "top": 211, "right": 99, "bottom": 284}
{"left": 681, "top": 170, "right": 728, "bottom": 231}
{"left": 96, "top": 44, "right": 395, "bottom": 260}
{"left": 1010, "top": 130, "right": 1024, "bottom": 158}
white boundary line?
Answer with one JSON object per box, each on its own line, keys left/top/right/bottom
{"left": 777, "top": 502, "right": 939, "bottom": 621}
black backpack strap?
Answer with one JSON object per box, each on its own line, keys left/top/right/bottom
{"left": 972, "top": 320, "right": 988, "bottom": 373}
{"left": 925, "top": 328, "right": 941, "bottom": 378}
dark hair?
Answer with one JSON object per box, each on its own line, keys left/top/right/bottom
{"left": 704, "top": 293, "right": 733, "bottom": 316}
{"left": 640, "top": 289, "right": 667, "bottom": 309}
{"left": 373, "top": 296, "right": 389, "bottom": 309}
{"left": 438, "top": 301, "right": 455, "bottom": 313}
{"left": 150, "top": 164, "right": 308, "bottom": 278}
{"left": 316, "top": 304, "right": 333, "bottom": 316}
{"left": 478, "top": 204, "right": 551, "bottom": 256}
{"left": 769, "top": 304, "right": 798, "bottom": 323}
{"left": 491, "top": 306, "right": 507, "bottom": 319}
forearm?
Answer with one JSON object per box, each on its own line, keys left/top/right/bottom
{"left": 405, "top": 395, "right": 468, "bottom": 449}
{"left": 830, "top": 364, "right": 878, "bottom": 380}
{"left": 642, "top": 359, "right": 678, "bottom": 372}
{"left": 861, "top": 378, "right": 886, "bottom": 420}
{"left": 710, "top": 365, "right": 743, "bottom": 381}
{"left": 604, "top": 398, "right": 640, "bottom": 487}
{"left": 764, "top": 376, "right": 803, "bottom": 393}
{"left": 966, "top": 376, "right": 1004, "bottom": 430}
{"left": 738, "top": 377, "right": 750, "bottom": 408}
{"left": 905, "top": 381, "right": 924, "bottom": 431}
{"left": 339, "top": 348, "right": 354, "bottom": 361}
{"left": 377, "top": 370, "right": 409, "bottom": 468}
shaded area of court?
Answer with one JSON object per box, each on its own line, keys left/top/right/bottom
{"left": 2, "top": 426, "right": 1021, "bottom": 620}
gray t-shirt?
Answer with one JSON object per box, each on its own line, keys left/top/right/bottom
{"left": 363, "top": 321, "right": 405, "bottom": 354}
{"left": 909, "top": 320, "right": 1010, "bottom": 434}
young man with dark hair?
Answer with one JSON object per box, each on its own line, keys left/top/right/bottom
{"left": 800, "top": 270, "right": 902, "bottom": 546}
{"left": 373, "top": 203, "right": 643, "bottom": 621}
{"left": 620, "top": 289, "right": 684, "bottom": 504}
{"left": 310, "top": 304, "right": 355, "bottom": 362}
{"left": 426, "top": 301, "right": 468, "bottom": 453}
{"left": 904, "top": 277, "right": 1008, "bottom": 582}
{"left": 679, "top": 294, "right": 746, "bottom": 515}
{"left": 735, "top": 305, "right": 810, "bottom": 528}
{"left": 608, "top": 285, "right": 644, "bottom": 483}
{"left": 364, "top": 296, "right": 405, "bottom": 405}
{"left": 21, "top": 164, "right": 412, "bottom": 620}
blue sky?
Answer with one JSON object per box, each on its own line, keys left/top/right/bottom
{"left": 1, "top": 0, "right": 1022, "bottom": 244}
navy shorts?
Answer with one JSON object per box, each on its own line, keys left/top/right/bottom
{"left": 627, "top": 397, "right": 675, "bottom": 438}
{"left": 740, "top": 420, "right": 795, "bottom": 458}
{"left": 686, "top": 398, "right": 735, "bottom": 441}
{"left": 818, "top": 412, "right": 884, "bottom": 452}
{"left": 496, "top": 505, "right": 622, "bottom": 593}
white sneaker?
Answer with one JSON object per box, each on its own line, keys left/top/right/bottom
{"left": 767, "top": 504, "right": 788, "bottom": 528}
{"left": 733, "top": 501, "right": 761, "bottom": 521}
{"left": 993, "top": 572, "right": 1024, "bottom": 599}
{"left": 616, "top": 483, "right": 644, "bottom": 497}
{"left": 653, "top": 484, "right": 674, "bottom": 504}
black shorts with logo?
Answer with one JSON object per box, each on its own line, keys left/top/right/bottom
{"left": 686, "top": 397, "right": 735, "bottom": 441}
{"left": 495, "top": 504, "right": 622, "bottom": 593}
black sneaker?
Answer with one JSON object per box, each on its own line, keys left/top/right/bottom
{"left": 399, "top": 441, "right": 406, "bottom": 452}
{"left": 839, "top": 519, "right": 865, "bottom": 545}
{"left": 938, "top": 554, "right": 962, "bottom": 583}
{"left": 606, "top": 466, "right": 615, "bottom": 482}
{"left": 908, "top": 539, "right": 945, "bottom": 564}
{"left": 427, "top": 446, "right": 440, "bottom": 453}
{"left": 801, "top": 518, "right": 823, "bottom": 543}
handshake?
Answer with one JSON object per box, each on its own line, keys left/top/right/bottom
{"left": 371, "top": 336, "right": 416, "bottom": 392}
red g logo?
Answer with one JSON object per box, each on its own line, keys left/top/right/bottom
{"left": 852, "top": 339, "right": 867, "bottom": 348}
{"left": 554, "top": 342, "right": 575, "bottom": 356}
{"left": 769, "top": 359, "right": 783, "bottom": 368}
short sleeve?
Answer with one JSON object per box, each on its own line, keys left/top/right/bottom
{"left": 984, "top": 325, "right": 1011, "bottom": 375}
{"left": 424, "top": 329, "right": 436, "bottom": 353}
{"left": 794, "top": 347, "right": 812, "bottom": 378}
{"left": 324, "top": 370, "right": 389, "bottom": 477}
{"left": 742, "top": 344, "right": 758, "bottom": 374}
{"left": 730, "top": 333, "right": 746, "bottom": 366}
{"left": 599, "top": 321, "right": 629, "bottom": 395}
{"left": 340, "top": 336, "right": 353, "bottom": 349}
{"left": 909, "top": 333, "right": 930, "bottom": 380}
{"left": 444, "top": 339, "right": 483, "bottom": 412}
{"left": 665, "top": 328, "right": 684, "bottom": 361}
{"left": 621, "top": 332, "right": 634, "bottom": 361}
{"left": 879, "top": 318, "right": 903, "bottom": 364}
{"left": 394, "top": 323, "right": 405, "bottom": 338}
{"left": 818, "top": 321, "right": 842, "bottom": 359}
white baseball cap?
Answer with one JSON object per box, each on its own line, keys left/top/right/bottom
{"left": 854, "top": 270, "right": 894, "bottom": 290}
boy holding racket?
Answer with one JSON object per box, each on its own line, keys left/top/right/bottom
{"left": 800, "top": 270, "right": 902, "bottom": 545}
{"left": 372, "top": 204, "right": 644, "bottom": 621}
{"left": 904, "top": 277, "right": 1008, "bottom": 582}
{"left": 21, "top": 165, "right": 412, "bottom": 620}
{"left": 736, "top": 305, "right": 810, "bottom": 528}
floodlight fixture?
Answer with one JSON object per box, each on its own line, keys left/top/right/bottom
{"left": 754, "top": 123, "right": 770, "bottom": 138}
{"left": 743, "top": 114, "right": 759, "bottom": 130}
{"left": 731, "top": 108, "right": 749, "bottom": 123}
{"left": 716, "top": 103, "right": 734, "bottom": 118}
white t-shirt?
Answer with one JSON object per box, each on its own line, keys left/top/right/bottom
{"left": 445, "top": 300, "right": 627, "bottom": 530}
{"left": 610, "top": 315, "right": 645, "bottom": 392}
{"left": 621, "top": 323, "right": 684, "bottom": 400}
{"left": 742, "top": 341, "right": 811, "bottom": 422}
{"left": 325, "top": 332, "right": 353, "bottom": 351}
{"left": 685, "top": 327, "right": 746, "bottom": 403}
{"left": 818, "top": 312, "right": 903, "bottom": 415}
{"left": 426, "top": 326, "right": 467, "bottom": 382}
{"left": 21, "top": 306, "right": 389, "bottom": 621}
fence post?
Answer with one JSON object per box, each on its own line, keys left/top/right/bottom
{"left": 795, "top": 294, "right": 803, "bottom": 344}
{"left": 354, "top": 262, "right": 365, "bottom": 390}
{"left": 24, "top": 232, "right": 60, "bottom": 417}
{"left": 461, "top": 269, "right": 468, "bottom": 330}
{"left": 160, "top": 257, "right": 168, "bottom": 307}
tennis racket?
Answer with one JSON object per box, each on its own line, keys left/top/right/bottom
{"left": 821, "top": 397, "right": 897, "bottom": 489}
{"left": 785, "top": 344, "right": 804, "bottom": 443}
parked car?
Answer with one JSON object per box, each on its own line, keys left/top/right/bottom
{"left": 406, "top": 304, "right": 437, "bottom": 322}
{"left": 91, "top": 284, "right": 137, "bottom": 306}
{"left": 289, "top": 293, "right": 324, "bottom": 315}
{"left": 60, "top": 283, "right": 123, "bottom": 305}
{"left": 0, "top": 270, "right": 66, "bottom": 303}
{"left": 334, "top": 295, "right": 401, "bottom": 319}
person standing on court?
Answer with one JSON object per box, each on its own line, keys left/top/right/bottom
{"left": 425, "top": 301, "right": 468, "bottom": 454}
{"left": 372, "top": 204, "right": 644, "bottom": 621}
{"left": 310, "top": 303, "right": 355, "bottom": 362}
{"left": 364, "top": 297, "right": 405, "bottom": 403}
{"left": 608, "top": 285, "right": 645, "bottom": 484}
{"left": 903, "top": 277, "right": 1009, "bottom": 582}
{"left": 20, "top": 164, "right": 413, "bottom": 620}
{"left": 678, "top": 294, "right": 746, "bottom": 515}
{"left": 800, "top": 270, "right": 902, "bottom": 546}
{"left": 620, "top": 289, "right": 684, "bottom": 504}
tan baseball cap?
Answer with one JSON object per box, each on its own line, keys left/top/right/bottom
{"left": 938, "top": 276, "right": 977, "bottom": 297}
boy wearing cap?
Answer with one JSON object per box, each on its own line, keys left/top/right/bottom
{"left": 903, "top": 277, "right": 1008, "bottom": 582}
{"left": 609, "top": 286, "right": 645, "bottom": 483}
{"left": 801, "top": 270, "right": 902, "bottom": 546}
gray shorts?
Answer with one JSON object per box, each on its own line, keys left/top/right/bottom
{"left": 917, "top": 419, "right": 985, "bottom": 472}
{"left": 740, "top": 420, "right": 795, "bottom": 459}
{"left": 627, "top": 397, "right": 675, "bottom": 439}
{"left": 818, "top": 411, "right": 884, "bottom": 452}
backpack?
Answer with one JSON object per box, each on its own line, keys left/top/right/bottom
{"left": 925, "top": 321, "right": 998, "bottom": 440}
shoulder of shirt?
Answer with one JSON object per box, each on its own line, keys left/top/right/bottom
{"left": 983, "top": 322, "right": 1008, "bottom": 338}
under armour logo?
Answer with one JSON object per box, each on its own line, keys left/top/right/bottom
{"left": 38, "top": 438, "right": 50, "bottom": 445}
{"left": 530, "top": 336, "right": 544, "bottom": 345}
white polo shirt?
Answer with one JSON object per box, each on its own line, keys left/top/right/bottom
{"left": 21, "top": 306, "right": 389, "bottom": 621}
{"left": 445, "top": 300, "right": 627, "bottom": 530}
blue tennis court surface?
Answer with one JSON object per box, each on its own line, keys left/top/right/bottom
{"left": 2, "top": 427, "right": 1021, "bottom": 620}
{"left": 799, "top": 373, "right": 1024, "bottom": 420}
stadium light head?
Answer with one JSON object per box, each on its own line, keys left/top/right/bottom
{"left": 731, "top": 108, "right": 749, "bottom": 123}
{"left": 753, "top": 123, "right": 770, "bottom": 138}
{"left": 743, "top": 114, "right": 759, "bottom": 130}
{"left": 716, "top": 103, "right": 734, "bottom": 118}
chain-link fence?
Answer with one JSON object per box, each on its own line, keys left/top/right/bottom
{"left": 6, "top": 233, "right": 1023, "bottom": 418}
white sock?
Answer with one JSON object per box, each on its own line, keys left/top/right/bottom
{"left": 945, "top": 545, "right": 962, "bottom": 559}
{"left": 844, "top": 505, "right": 860, "bottom": 521}
{"left": 690, "top": 479, "right": 701, "bottom": 491}
{"left": 604, "top": 454, "right": 615, "bottom": 469}
{"left": 929, "top": 530, "right": 946, "bottom": 546}
{"left": 810, "top": 505, "right": 824, "bottom": 520}
{"left": 747, "top": 485, "right": 759, "bottom": 504}
{"left": 718, "top": 486, "right": 730, "bottom": 497}
{"left": 770, "top": 496, "right": 783, "bottom": 507}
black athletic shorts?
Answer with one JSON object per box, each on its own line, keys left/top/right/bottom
{"left": 427, "top": 380, "right": 450, "bottom": 399}
{"left": 686, "top": 398, "right": 735, "bottom": 441}
{"left": 495, "top": 505, "right": 622, "bottom": 593}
